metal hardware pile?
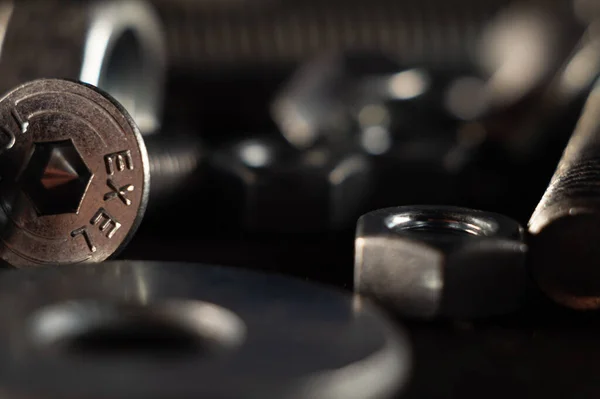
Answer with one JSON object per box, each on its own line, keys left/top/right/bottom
{"left": 0, "top": 0, "right": 596, "bottom": 398}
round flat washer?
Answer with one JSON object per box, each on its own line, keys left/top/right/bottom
{"left": 0, "top": 79, "right": 149, "bottom": 267}
{"left": 0, "top": 261, "right": 411, "bottom": 399}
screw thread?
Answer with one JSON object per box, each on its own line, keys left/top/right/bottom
{"left": 145, "top": 134, "right": 204, "bottom": 208}
{"left": 152, "top": 0, "right": 510, "bottom": 70}
{"left": 530, "top": 91, "right": 600, "bottom": 230}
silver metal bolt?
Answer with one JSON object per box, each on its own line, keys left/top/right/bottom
{"left": 152, "top": 0, "right": 511, "bottom": 70}
{"left": 528, "top": 82, "right": 600, "bottom": 309}
{"left": 0, "top": 79, "right": 149, "bottom": 267}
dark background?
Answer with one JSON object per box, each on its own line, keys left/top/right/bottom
{"left": 108, "top": 0, "right": 600, "bottom": 397}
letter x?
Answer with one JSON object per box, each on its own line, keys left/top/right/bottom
{"left": 103, "top": 178, "right": 134, "bottom": 206}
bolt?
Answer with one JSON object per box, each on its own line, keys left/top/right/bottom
{"left": 0, "top": 79, "right": 149, "bottom": 267}
{"left": 528, "top": 83, "right": 600, "bottom": 309}
{"left": 355, "top": 205, "right": 527, "bottom": 318}
{"left": 0, "top": 0, "right": 166, "bottom": 135}
{"left": 152, "top": 0, "right": 581, "bottom": 80}
{"left": 153, "top": 0, "right": 510, "bottom": 70}
{"left": 270, "top": 0, "right": 583, "bottom": 152}
{"left": 271, "top": 53, "right": 492, "bottom": 153}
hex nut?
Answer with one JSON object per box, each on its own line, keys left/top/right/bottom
{"left": 210, "top": 136, "right": 371, "bottom": 232}
{"left": 354, "top": 205, "right": 527, "bottom": 318}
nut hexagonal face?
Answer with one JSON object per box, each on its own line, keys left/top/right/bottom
{"left": 19, "top": 140, "right": 92, "bottom": 216}
{"left": 355, "top": 206, "right": 527, "bottom": 319}
{"left": 211, "top": 137, "right": 371, "bottom": 232}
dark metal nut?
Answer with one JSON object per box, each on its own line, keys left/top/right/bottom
{"left": 211, "top": 136, "right": 371, "bottom": 232}
{"left": 354, "top": 205, "right": 527, "bottom": 318}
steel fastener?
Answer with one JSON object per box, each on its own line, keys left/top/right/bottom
{"left": 0, "top": 260, "right": 411, "bottom": 399}
{"left": 528, "top": 82, "right": 600, "bottom": 309}
{"left": 210, "top": 136, "right": 371, "bottom": 232}
{"left": 271, "top": 53, "right": 492, "bottom": 152}
{"left": 0, "top": 78, "right": 149, "bottom": 267}
{"left": 0, "top": 0, "right": 166, "bottom": 135}
{"left": 355, "top": 205, "right": 527, "bottom": 318}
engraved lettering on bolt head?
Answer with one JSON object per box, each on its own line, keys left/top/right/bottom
{"left": 105, "top": 150, "right": 134, "bottom": 175}
{"left": 91, "top": 208, "right": 121, "bottom": 239}
{"left": 11, "top": 108, "right": 28, "bottom": 134}
{"left": 70, "top": 227, "right": 96, "bottom": 253}
{"left": 19, "top": 140, "right": 92, "bottom": 216}
{"left": 0, "top": 79, "right": 149, "bottom": 267}
{"left": 0, "top": 107, "right": 29, "bottom": 151}
{"left": 104, "top": 178, "right": 134, "bottom": 206}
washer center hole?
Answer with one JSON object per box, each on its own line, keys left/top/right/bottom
{"left": 64, "top": 316, "right": 206, "bottom": 358}
{"left": 28, "top": 300, "right": 246, "bottom": 360}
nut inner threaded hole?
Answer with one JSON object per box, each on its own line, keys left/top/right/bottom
{"left": 386, "top": 212, "right": 497, "bottom": 237}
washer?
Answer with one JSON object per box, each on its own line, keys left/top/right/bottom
{"left": 0, "top": 261, "right": 411, "bottom": 399}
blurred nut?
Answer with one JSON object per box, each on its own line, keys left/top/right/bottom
{"left": 271, "top": 51, "right": 402, "bottom": 150}
{"left": 354, "top": 205, "right": 527, "bottom": 318}
{"left": 145, "top": 132, "right": 205, "bottom": 210}
{"left": 272, "top": 52, "right": 491, "bottom": 156}
{"left": 477, "top": 0, "right": 583, "bottom": 109}
{"left": 210, "top": 136, "right": 371, "bottom": 232}
{"left": 0, "top": 0, "right": 166, "bottom": 135}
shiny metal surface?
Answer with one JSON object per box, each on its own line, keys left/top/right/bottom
{"left": 528, "top": 83, "right": 600, "bottom": 309}
{"left": 0, "top": 261, "right": 411, "bottom": 399}
{"left": 0, "top": 0, "right": 166, "bottom": 135}
{"left": 154, "top": 0, "right": 509, "bottom": 69}
{"left": 355, "top": 206, "right": 527, "bottom": 318}
{"left": 0, "top": 79, "right": 149, "bottom": 267}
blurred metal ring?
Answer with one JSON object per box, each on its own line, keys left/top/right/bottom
{"left": 0, "top": 261, "right": 411, "bottom": 399}
{"left": 0, "top": 0, "right": 166, "bottom": 135}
